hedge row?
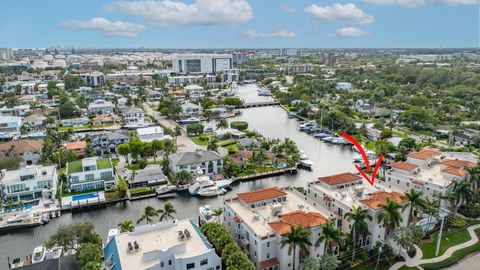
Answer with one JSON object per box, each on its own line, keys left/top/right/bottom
{"left": 200, "top": 222, "right": 255, "bottom": 270}
{"left": 421, "top": 229, "right": 480, "bottom": 270}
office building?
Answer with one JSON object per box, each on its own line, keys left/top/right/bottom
{"left": 171, "top": 54, "right": 233, "bottom": 74}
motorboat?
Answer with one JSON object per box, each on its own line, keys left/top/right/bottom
{"left": 156, "top": 185, "right": 177, "bottom": 195}
{"left": 332, "top": 137, "right": 348, "bottom": 145}
{"left": 198, "top": 187, "right": 227, "bottom": 197}
{"left": 322, "top": 136, "right": 333, "bottom": 143}
{"left": 44, "top": 246, "right": 62, "bottom": 261}
{"left": 178, "top": 117, "right": 201, "bottom": 124}
{"left": 287, "top": 111, "right": 297, "bottom": 118}
{"left": 257, "top": 87, "right": 272, "bottom": 96}
{"left": 175, "top": 184, "right": 190, "bottom": 191}
{"left": 299, "top": 122, "right": 317, "bottom": 131}
{"left": 357, "top": 159, "right": 379, "bottom": 169}
{"left": 188, "top": 176, "right": 216, "bottom": 196}
{"left": 353, "top": 150, "right": 377, "bottom": 162}
{"left": 199, "top": 205, "right": 218, "bottom": 223}
{"left": 299, "top": 159, "right": 314, "bottom": 169}
{"left": 300, "top": 150, "right": 309, "bottom": 161}
{"left": 313, "top": 131, "right": 332, "bottom": 139}
{"left": 10, "top": 258, "right": 24, "bottom": 269}
{"left": 32, "top": 246, "right": 46, "bottom": 264}
{"left": 0, "top": 212, "right": 44, "bottom": 231}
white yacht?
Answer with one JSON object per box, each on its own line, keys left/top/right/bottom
{"left": 299, "top": 150, "right": 314, "bottom": 169}
{"left": 178, "top": 117, "right": 201, "bottom": 124}
{"left": 32, "top": 246, "right": 46, "bottom": 264}
{"left": 257, "top": 87, "right": 272, "bottom": 96}
{"left": 199, "top": 205, "right": 218, "bottom": 223}
{"left": 353, "top": 150, "right": 377, "bottom": 162}
{"left": 322, "top": 136, "right": 333, "bottom": 143}
{"left": 44, "top": 246, "right": 62, "bottom": 260}
{"left": 198, "top": 187, "right": 227, "bottom": 197}
{"left": 0, "top": 212, "right": 44, "bottom": 231}
{"left": 188, "top": 176, "right": 216, "bottom": 196}
{"left": 156, "top": 185, "right": 177, "bottom": 195}
{"left": 332, "top": 137, "right": 348, "bottom": 145}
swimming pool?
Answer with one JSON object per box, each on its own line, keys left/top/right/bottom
{"left": 72, "top": 193, "right": 98, "bottom": 201}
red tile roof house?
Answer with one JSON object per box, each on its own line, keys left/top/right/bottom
{"left": 223, "top": 186, "right": 333, "bottom": 270}
{"left": 63, "top": 141, "right": 88, "bottom": 158}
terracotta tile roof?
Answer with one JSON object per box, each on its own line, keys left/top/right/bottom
{"left": 319, "top": 172, "right": 361, "bottom": 186}
{"left": 406, "top": 149, "right": 441, "bottom": 161}
{"left": 0, "top": 140, "right": 43, "bottom": 155}
{"left": 167, "top": 89, "right": 184, "bottom": 95}
{"left": 233, "top": 216, "right": 241, "bottom": 223}
{"left": 237, "top": 187, "right": 287, "bottom": 204}
{"left": 259, "top": 257, "right": 280, "bottom": 269}
{"left": 441, "top": 167, "right": 467, "bottom": 177}
{"left": 359, "top": 191, "right": 406, "bottom": 209}
{"left": 64, "top": 141, "right": 87, "bottom": 150}
{"left": 268, "top": 210, "right": 328, "bottom": 235}
{"left": 391, "top": 162, "right": 418, "bottom": 171}
{"left": 441, "top": 159, "right": 477, "bottom": 169}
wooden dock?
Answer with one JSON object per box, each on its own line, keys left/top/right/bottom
{"left": 232, "top": 167, "right": 298, "bottom": 182}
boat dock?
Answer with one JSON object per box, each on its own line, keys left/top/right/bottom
{"left": 231, "top": 167, "right": 298, "bottom": 182}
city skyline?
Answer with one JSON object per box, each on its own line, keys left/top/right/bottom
{"left": 0, "top": 0, "right": 478, "bottom": 49}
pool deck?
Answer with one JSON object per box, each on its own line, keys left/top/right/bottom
{"left": 61, "top": 191, "right": 106, "bottom": 209}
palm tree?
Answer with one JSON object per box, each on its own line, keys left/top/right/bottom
{"left": 316, "top": 221, "right": 343, "bottom": 254}
{"left": 377, "top": 198, "right": 403, "bottom": 238}
{"left": 207, "top": 139, "right": 219, "bottom": 153}
{"left": 137, "top": 206, "right": 158, "bottom": 224}
{"left": 18, "top": 200, "right": 24, "bottom": 210}
{"left": 454, "top": 181, "right": 475, "bottom": 211}
{"left": 6, "top": 200, "right": 14, "bottom": 212}
{"left": 403, "top": 189, "right": 427, "bottom": 224}
{"left": 216, "top": 118, "right": 228, "bottom": 130}
{"left": 158, "top": 203, "right": 176, "bottom": 221}
{"left": 344, "top": 206, "right": 372, "bottom": 260}
{"left": 173, "top": 126, "right": 182, "bottom": 148}
{"left": 212, "top": 207, "right": 223, "bottom": 224}
{"left": 118, "top": 220, "right": 134, "bottom": 233}
{"left": 280, "top": 225, "right": 312, "bottom": 270}
{"left": 468, "top": 166, "right": 480, "bottom": 191}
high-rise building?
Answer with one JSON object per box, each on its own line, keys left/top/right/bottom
{"left": 0, "top": 48, "right": 14, "bottom": 61}
{"left": 171, "top": 54, "right": 233, "bottom": 74}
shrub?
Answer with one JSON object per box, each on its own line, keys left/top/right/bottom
{"left": 201, "top": 223, "right": 255, "bottom": 270}
{"left": 230, "top": 121, "right": 248, "bottom": 131}
{"left": 447, "top": 216, "right": 467, "bottom": 228}
{"left": 199, "top": 133, "right": 209, "bottom": 141}
{"left": 186, "top": 123, "right": 204, "bottom": 135}
{"left": 130, "top": 188, "right": 154, "bottom": 197}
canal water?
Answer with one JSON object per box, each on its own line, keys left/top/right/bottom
{"left": 0, "top": 84, "right": 356, "bottom": 267}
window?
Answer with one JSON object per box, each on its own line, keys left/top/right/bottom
{"left": 267, "top": 253, "right": 270, "bottom": 258}
{"left": 200, "top": 259, "right": 208, "bottom": 266}
{"left": 216, "top": 266, "right": 220, "bottom": 269}
{"left": 160, "top": 262, "right": 164, "bottom": 267}
{"left": 101, "top": 171, "right": 113, "bottom": 179}
{"left": 85, "top": 174, "right": 94, "bottom": 181}
{"left": 406, "top": 182, "right": 410, "bottom": 187}
{"left": 187, "top": 263, "right": 195, "bottom": 269}
{"left": 255, "top": 240, "right": 257, "bottom": 246}
{"left": 169, "top": 260, "right": 172, "bottom": 265}
{"left": 397, "top": 180, "right": 400, "bottom": 184}
{"left": 267, "top": 242, "right": 270, "bottom": 247}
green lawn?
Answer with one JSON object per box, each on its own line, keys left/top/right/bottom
{"left": 192, "top": 137, "right": 209, "bottom": 146}
{"left": 58, "top": 125, "right": 89, "bottom": 131}
{"left": 96, "top": 158, "right": 112, "bottom": 169}
{"left": 365, "top": 141, "right": 375, "bottom": 151}
{"left": 414, "top": 130, "right": 434, "bottom": 137}
{"left": 420, "top": 228, "right": 471, "bottom": 259}
{"left": 67, "top": 160, "right": 83, "bottom": 173}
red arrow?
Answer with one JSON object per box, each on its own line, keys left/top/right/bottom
{"left": 341, "top": 132, "right": 384, "bottom": 186}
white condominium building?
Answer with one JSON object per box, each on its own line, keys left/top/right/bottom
{"left": 385, "top": 149, "right": 478, "bottom": 201}
{"left": 0, "top": 165, "right": 57, "bottom": 202}
{"left": 171, "top": 54, "right": 233, "bottom": 74}
{"left": 103, "top": 219, "right": 222, "bottom": 270}
{"left": 307, "top": 172, "right": 409, "bottom": 249}
{"left": 223, "top": 186, "right": 333, "bottom": 270}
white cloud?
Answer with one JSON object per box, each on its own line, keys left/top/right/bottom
{"left": 280, "top": 4, "right": 296, "bottom": 13}
{"left": 362, "top": 0, "right": 427, "bottom": 8}
{"left": 305, "top": 3, "right": 374, "bottom": 25}
{"left": 104, "top": 0, "right": 253, "bottom": 28}
{"left": 363, "top": 0, "right": 476, "bottom": 7}
{"left": 245, "top": 28, "right": 297, "bottom": 38}
{"left": 333, "top": 27, "right": 368, "bottom": 38}
{"left": 61, "top": 17, "right": 145, "bottom": 37}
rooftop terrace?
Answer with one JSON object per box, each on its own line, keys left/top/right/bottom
{"left": 67, "top": 158, "right": 112, "bottom": 173}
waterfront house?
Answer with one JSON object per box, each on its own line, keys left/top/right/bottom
{"left": 180, "top": 102, "right": 203, "bottom": 118}
{"left": 0, "top": 104, "right": 31, "bottom": 117}
{"left": 61, "top": 117, "right": 89, "bottom": 127}
{"left": 307, "top": 172, "right": 410, "bottom": 250}
{"left": 88, "top": 99, "right": 115, "bottom": 115}
{"left": 92, "top": 114, "right": 121, "bottom": 126}
{"left": 63, "top": 141, "right": 88, "bottom": 158}
{"left": 0, "top": 116, "right": 22, "bottom": 139}
{"left": 0, "top": 140, "right": 43, "bottom": 166}
{"left": 169, "top": 150, "right": 223, "bottom": 175}
{"left": 66, "top": 157, "right": 116, "bottom": 192}
{"left": 0, "top": 165, "right": 57, "bottom": 203}
{"left": 90, "top": 131, "right": 130, "bottom": 156}
{"left": 184, "top": 84, "right": 205, "bottom": 100}
{"left": 103, "top": 219, "right": 222, "bottom": 270}
{"left": 453, "top": 129, "right": 480, "bottom": 146}
{"left": 136, "top": 126, "right": 169, "bottom": 142}
{"left": 23, "top": 114, "right": 47, "bottom": 131}
{"left": 126, "top": 165, "right": 167, "bottom": 188}
{"left": 121, "top": 107, "right": 145, "bottom": 126}
{"left": 223, "top": 186, "right": 333, "bottom": 270}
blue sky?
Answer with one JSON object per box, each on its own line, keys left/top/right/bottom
{"left": 0, "top": 0, "right": 477, "bottom": 48}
